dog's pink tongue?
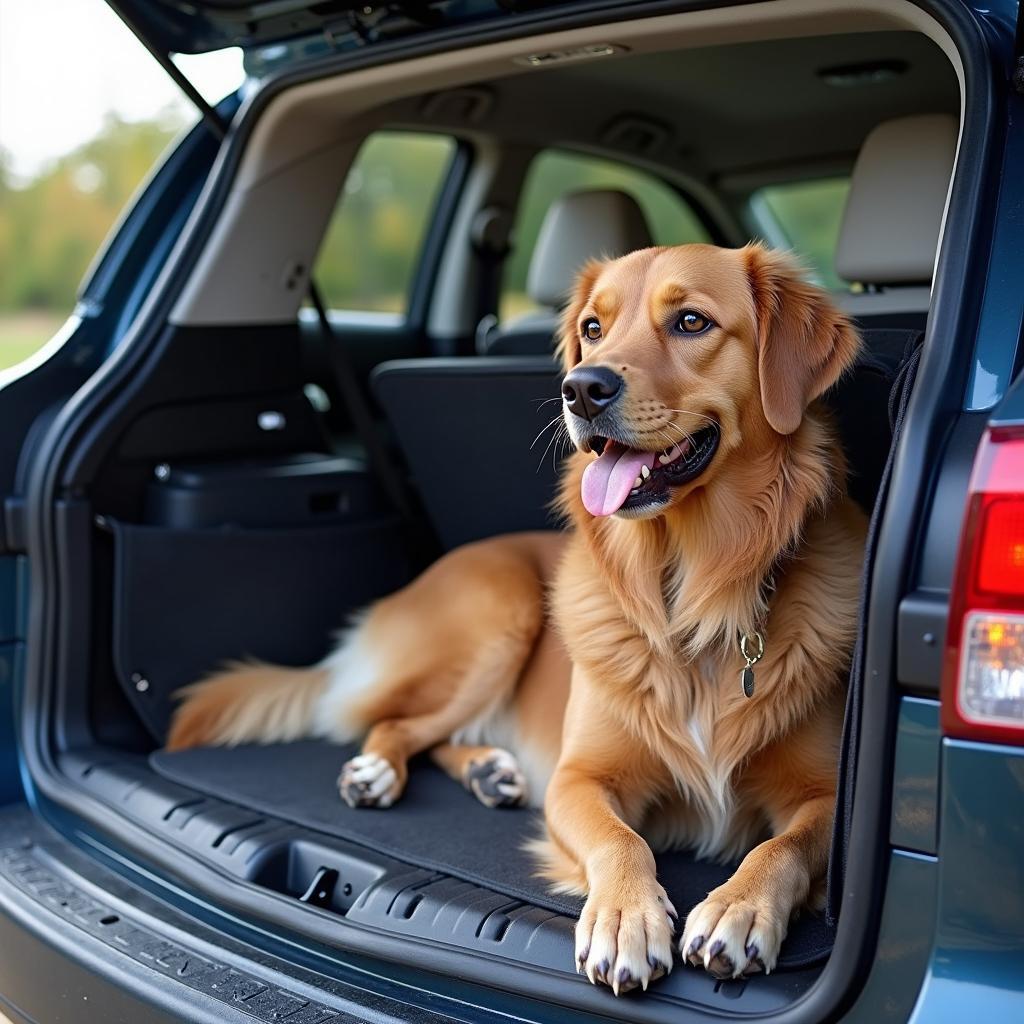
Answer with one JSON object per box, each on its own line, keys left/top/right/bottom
{"left": 581, "top": 444, "right": 656, "bottom": 516}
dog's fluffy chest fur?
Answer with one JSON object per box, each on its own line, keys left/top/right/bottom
{"left": 552, "top": 551, "right": 756, "bottom": 853}
{"left": 550, "top": 477, "right": 864, "bottom": 861}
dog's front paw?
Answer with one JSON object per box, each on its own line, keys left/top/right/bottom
{"left": 576, "top": 882, "right": 676, "bottom": 995}
{"left": 338, "top": 753, "right": 404, "bottom": 808}
{"left": 681, "top": 886, "right": 785, "bottom": 979}
{"left": 464, "top": 748, "right": 527, "bottom": 807}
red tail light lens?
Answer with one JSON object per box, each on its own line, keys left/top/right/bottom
{"left": 943, "top": 427, "right": 1024, "bottom": 743}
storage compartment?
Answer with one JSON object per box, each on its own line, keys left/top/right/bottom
{"left": 109, "top": 518, "right": 411, "bottom": 740}
{"left": 144, "top": 453, "right": 380, "bottom": 529}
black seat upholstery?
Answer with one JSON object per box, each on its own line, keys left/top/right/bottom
{"left": 829, "top": 327, "right": 922, "bottom": 512}
{"left": 373, "top": 329, "right": 920, "bottom": 550}
{"left": 372, "top": 357, "right": 564, "bottom": 549}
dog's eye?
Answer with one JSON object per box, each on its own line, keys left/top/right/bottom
{"left": 676, "top": 311, "right": 713, "bottom": 335}
{"left": 581, "top": 318, "right": 602, "bottom": 342}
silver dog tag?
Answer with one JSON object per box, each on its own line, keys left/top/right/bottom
{"left": 741, "top": 666, "right": 755, "bottom": 698}
{"left": 738, "top": 632, "right": 764, "bottom": 700}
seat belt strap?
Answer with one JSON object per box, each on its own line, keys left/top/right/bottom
{"left": 308, "top": 282, "right": 422, "bottom": 531}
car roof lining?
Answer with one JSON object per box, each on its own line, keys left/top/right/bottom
{"left": 374, "top": 31, "right": 955, "bottom": 182}
{"left": 170, "top": 0, "right": 964, "bottom": 326}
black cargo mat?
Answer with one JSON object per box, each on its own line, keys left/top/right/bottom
{"left": 151, "top": 740, "right": 832, "bottom": 969}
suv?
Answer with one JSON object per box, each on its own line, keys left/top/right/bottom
{"left": 1, "top": 1, "right": 1022, "bottom": 1021}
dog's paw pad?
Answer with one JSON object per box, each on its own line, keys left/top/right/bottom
{"left": 681, "top": 892, "right": 782, "bottom": 979}
{"left": 464, "top": 749, "right": 527, "bottom": 808}
{"left": 576, "top": 884, "right": 675, "bottom": 995}
{"left": 338, "top": 753, "right": 400, "bottom": 808}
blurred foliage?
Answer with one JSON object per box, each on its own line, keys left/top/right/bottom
{"left": 501, "top": 150, "right": 710, "bottom": 319}
{"left": 315, "top": 132, "right": 455, "bottom": 312}
{"left": 0, "top": 110, "right": 185, "bottom": 315}
{"left": 754, "top": 178, "right": 851, "bottom": 290}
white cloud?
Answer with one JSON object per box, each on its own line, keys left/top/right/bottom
{"left": 0, "top": 0, "right": 242, "bottom": 180}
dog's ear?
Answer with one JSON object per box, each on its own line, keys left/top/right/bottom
{"left": 555, "top": 259, "right": 604, "bottom": 373}
{"left": 744, "top": 243, "right": 861, "bottom": 435}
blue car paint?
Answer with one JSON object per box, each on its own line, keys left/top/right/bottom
{"left": 909, "top": 741, "right": 1024, "bottom": 1021}
{"left": 846, "top": 851, "right": 939, "bottom": 1022}
{"left": 965, "top": 75, "right": 1024, "bottom": 409}
{"left": 890, "top": 697, "right": 941, "bottom": 855}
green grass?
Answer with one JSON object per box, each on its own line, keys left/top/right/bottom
{"left": 0, "top": 312, "right": 66, "bottom": 371}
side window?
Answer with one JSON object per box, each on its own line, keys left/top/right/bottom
{"left": 501, "top": 149, "right": 710, "bottom": 320}
{"left": 315, "top": 132, "right": 456, "bottom": 316}
{"left": 748, "top": 178, "right": 851, "bottom": 290}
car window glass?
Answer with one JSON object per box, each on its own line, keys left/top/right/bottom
{"left": 315, "top": 132, "right": 456, "bottom": 315}
{"left": 501, "top": 149, "right": 709, "bottom": 320}
{"left": 748, "top": 178, "right": 851, "bottom": 290}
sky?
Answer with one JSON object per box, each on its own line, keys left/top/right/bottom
{"left": 0, "top": 0, "right": 243, "bottom": 181}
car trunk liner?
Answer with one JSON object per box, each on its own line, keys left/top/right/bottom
{"left": 151, "top": 740, "right": 832, "bottom": 968}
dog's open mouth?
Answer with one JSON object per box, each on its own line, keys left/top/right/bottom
{"left": 581, "top": 424, "right": 720, "bottom": 517}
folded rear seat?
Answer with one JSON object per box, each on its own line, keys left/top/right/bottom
{"left": 372, "top": 357, "right": 563, "bottom": 549}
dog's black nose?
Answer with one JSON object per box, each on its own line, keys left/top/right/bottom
{"left": 561, "top": 366, "right": 623, "bottom": 421}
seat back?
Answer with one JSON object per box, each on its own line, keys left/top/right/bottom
{"left": 374, "top": 329, "right": 918, "bottom": 549}
{"left": 825, "top": 328, "right": 922, "bottom": 512}
{"left": 372, "top": 357, "right": 562, "bottom": 549}
{"left": 485, "top": 189, "right": 654, "bottom": 356}
{"left": 833, "top": 113, "right": 957, "bottom": 325}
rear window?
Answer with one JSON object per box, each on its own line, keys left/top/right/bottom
{"left": 501, "top": 150, "right": 709, "bottom": 320}
{"left": 749, "top": 178, "right": 850, "bottom": 290}
{"left": 315, "top": 132, "right": 455, "bottom": 315}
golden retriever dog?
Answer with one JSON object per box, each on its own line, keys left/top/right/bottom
{"left": 168, "top": 242, "right": 865, "bottom": 995}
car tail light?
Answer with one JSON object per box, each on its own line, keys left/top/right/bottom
{"left": 943, "top": 426, "right": 1024, "bottom": 742}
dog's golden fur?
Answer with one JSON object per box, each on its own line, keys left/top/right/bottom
{"left": 168, "top": 243, "right": 865, "bottom": 993}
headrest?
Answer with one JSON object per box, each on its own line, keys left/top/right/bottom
{"left": 835, "top": 114, "right": 957, "bottom": 286}
{"left": 526, "top": 190, "right": 654, "bottom": 308}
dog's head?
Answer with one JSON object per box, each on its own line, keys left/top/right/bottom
{"left": 558, "top": 242, "right": 860, "bottom": 520}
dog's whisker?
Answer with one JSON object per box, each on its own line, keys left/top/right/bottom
{"left": 554, "top": 424, "right": 573, "bottom": 474}
{"left": 537, "top": 428, "right": 559, "bottom": 473}
{"left": 530, "top": 413, "right": 566, "bottom": 451}
{"left": 661, "top": 407, "right": 718, "bottom": 426}
{"left": 645, "top": 420, "right": 698, "bottom": 453}
{"left": 532, "top": 396, "right": 563, "bottom": 409}
{"left": 537, "top": 417, "right": 569, "bottom": 473}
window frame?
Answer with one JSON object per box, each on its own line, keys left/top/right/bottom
{"left": 496, "top": 144, "right": 724, "bottom": 322}
{"left": 406, "top": 137, "right": 473, "bottom": 333}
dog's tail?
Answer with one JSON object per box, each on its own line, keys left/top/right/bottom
{"left": 166, "top": 617, "right": 379, "bottom": 751}
{"left": 165, "top": 661, "right": 332, "bottom": 751}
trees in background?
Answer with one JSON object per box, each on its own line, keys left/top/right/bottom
{"left": 0, "top": 111, "right": 183, "bottom": 316}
